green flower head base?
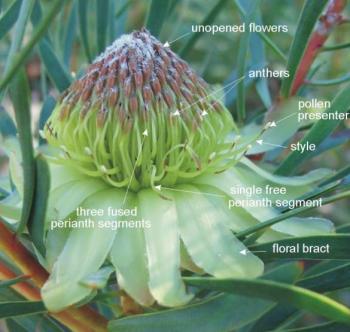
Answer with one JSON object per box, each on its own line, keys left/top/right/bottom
{"left": 44, "top": 28, "right": 241, "bottom": 192}
{"left": 41, "top": 29, "right": 334, "bottom": 313}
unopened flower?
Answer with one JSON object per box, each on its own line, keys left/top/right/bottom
{"left": 41, "top": 29, "right": 333, "bottom": 312}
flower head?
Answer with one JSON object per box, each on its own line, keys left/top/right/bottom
{"left": 44, "top": 28, "right": 239, "bottom": 192}
{"left": 41, "top": 29, "right": 333, "bottom": 312}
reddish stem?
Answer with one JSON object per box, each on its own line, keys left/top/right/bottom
{"left": 0, "top": 221, "right": 108, "bottom": 332}
{"left": 291, "top": 0, "right": 347, "bottom": 96}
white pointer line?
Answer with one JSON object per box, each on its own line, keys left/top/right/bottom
{"left": 240, "top": 249, "right": 267, "bottom": 255}
{"left": 122, "top": 130, "right": 148, "bottom": 205}
{"left": 182, "top": 76, "right": 245, "bottom": 113}
{"left": 156, "top": 185, "right": 225, "bottom": 198}
{"left": 256, "top": 140, "right": 288, "bottom": 149}
{"left": 165, "top": 31, "right": 193, "bottom": 46}
{"left": 276, "top": 111, "right": 299, "bottom": 124}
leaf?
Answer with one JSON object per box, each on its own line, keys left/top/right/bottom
{"left": 38, "top": 39, "right": 72, "bottom": 92}
{"left": 307, "top": 72, "right": 350, "bottom": 86}
{"left": 9, "top": 70, "right": 35, "bottom": 234}
{"left": 0, "top": 106, "right": 16, "bottom": 138}
{"left": 249, "top": 3, "right": 271, "bottom": 109}
{"left": 115, "top": 0, "right": 129, "bottom": 37}
{"left": 146, "top": 0, "right": 173, "bottom": 38}
{"left": 236, "top": 0, "right": 258, "bottom": 123}
{"left": 0, "top": 276, "right": 28, "bottom": 288}
{"left": 248, "top": 234, "right": 350, "bottom": 261}
{"left": 0, "top": 301, "right": 46, "bottom": 319}
{"left": 233, "top": 0, "right": 286, "bottom": 62}
{"left": 38, "top": 95, "right": 56, "bottom": 145}
{"left": 237, "top": 190, "right": 350, "bottom": 239}
{"left": 276, "top": 83, "right": 350, "bottom": 175}
{"left": 280, "top": 0, "right": 328, "bottom": 97}
{"left": 2, "top": 0, "right": 35, "bottom": 96}
{"left": 0, "top": 0, "right": 22, "bottom": 40}
{"left": 184, "top": 277, "right": 350, "bottom": 325}
{"left": 283, "top": 321, "right": 349, "bottom": 332}
{"left": 27, "top": 156, "right": 50, "bottom": 255}
{"left": 0, "top": 0, "right": 65, "bottom": 92}
{"left": 63, "top": 2, "right": 77, "bottom": 67}
{"left": 96, "top": 0, "right": 109, "bottom": 53}
{"left": 78, "top": 0, "right": 92, "bottom": 62}
{"left": 297, "top": 262, "right": 350, "bottom": 292}
{"left": 108, "top": 263, "right": 300, "bottom": 332}
{"left": 320, "top": 165, "right": 350, "bottom": 186}
{"left": 180, "top": 0, "right": 229, "bottom": 57}
{"left": 248, "top": 305, "right": 297, "bottom": 332}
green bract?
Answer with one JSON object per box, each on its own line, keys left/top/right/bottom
{"left": 39, "top": 29, "right": 334, "bottom": 312}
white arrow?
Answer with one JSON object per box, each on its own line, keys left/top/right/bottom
{"left": 163, "top": 31, "right": 193, "bottom": 47}
{"left": 256, "top": 140, "right": 288, "bottom": 149}
{"left": 240, "top": 249, "right": 267, "bottom": 255}
{"left": 155, "top": 185, "right": 225, "bottom": 198}
{"left": 269, "top": 121, "right": 277, "bottom": 127}
{"left": 122, "top": 131, "right": 148, "bottom": 205}
{"left": 201, "top": 110, "right": 208, "bottom": 117}
{"left": 171, "top": 110, "right": 181, "bottom": 116}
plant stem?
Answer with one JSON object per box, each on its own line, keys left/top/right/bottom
{"left": 0, "top": 220, "right": 108, "bottom": 332}
{"left": 291, "top": 0, "right": 347, "bottom": 95}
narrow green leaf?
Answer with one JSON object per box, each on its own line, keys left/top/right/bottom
{"left": 115, "top": 0, "right": 129, "bottom": 37}
{"left": 236, "top": 1, "right": 257, "bottom": 123}
{"left": 28, "top": 156, "right": 50, "bottom": 255}
{"left": 320, "top": 165, "right": 350, "bottom": 186}
{"left": 108, "top": 0, "right": 116, "bottom": 43}
{"left": 233, "top": 0, "right": 286, "bottom": 62}
{"left": 63, "top": 2, "right": 77, "bottom": 67}
{"left": 0, "top": 0, "right": 65, "bottom": 93}
{"left": 280, "top": 0, "right": 328, "bottom": 97}
{"left": 9, "top": 70, "right": 35, "bottom": 234}
{"left": 2, "top": 0, "right": 35, "bottom": 101}
{"left": 108, "top": 262, "right": 299, "bottom": 332}
{"left": 237, "top": 190, "right": 350, "bottom": 239}
{"left": 248, "top": 235, "right": 350, "bottom": 261}
{"left": 283, "top": 321, "right": 349, "bottom": 332}
{"left": 249, "top": 2, "right": 271, "bottom": 108}
{"left": 180, "top": 0, "right": 229, "bottom": 57}
{"left": 78, "top": 0, "right": 91, "bottom": 62}
{"left": 297, "top": 263, "right": 350, "bottom": 292}
{"left": 38, "top": 38, "right": 72, "bottom": 92}
{"left": 0, "top": 106, "right": 16, "bottom": 138}
{"left": 184, "top": 277, "right": 350, "bottom": 325}
{"left": 0, "top": 0, "right": 22, "bottom": 40}
{"left": 146, "top": 0, "right": 172, "bottom": 38}
{"left": 337, "top": 223, "right": 350, "bottom": 233}
{"left": 96, "top": 0, "right": 109, "bottom": 53}
{"left": 307, "top": 72, "right": 350, "bottom": 86}
{"left": 322, "top": 41, "right": 350, "bottom": 52}
{"left": 276, "top": 83, "right": 350, "bottom": 175}
{"left": 6, "top": 319, "right": 28, "bottom": 332}
{"left": 0, "top": 276, "right": 28, "bottom": 288}
{"left": 0, "top": 301, "right": 46, "bottom": 319}
{"left": 38, "top": 96, "right": 56, "bottom": 145}
{"left": 249, "top": 305, "right": 297, "bottom": 332}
